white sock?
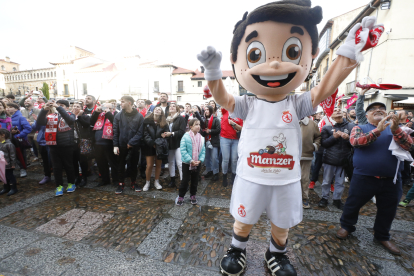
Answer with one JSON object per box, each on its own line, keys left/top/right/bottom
{"left": 231, "top": 232, "right": 249, "bottom": 250}
{"left": 269, "top": 236, "right": 287, "bottom": 253}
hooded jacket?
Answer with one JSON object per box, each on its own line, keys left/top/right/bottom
{"left": 167, "top": 115, "right": 186, "bottom": 150}
{"left": 113, "top": 109, "right": 144, "bottom": 148}
{"left": 0, "top": 139, "right": 16, "bottom": 169}
{"left": 11, "top": 110, "right": 32, "bottom": 139}
{"left": 321, "top": 120, "right": 355, "bottom": 166}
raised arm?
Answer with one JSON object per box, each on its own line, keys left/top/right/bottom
{"left": 197, "top": 46, "right": 235, "bottom": 113}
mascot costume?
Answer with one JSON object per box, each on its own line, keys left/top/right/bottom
{"left": 197, "top": 0, "right": 384, "bottom": 275}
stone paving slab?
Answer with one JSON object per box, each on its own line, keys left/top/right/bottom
{"left": 0, "top": 236, "right": 91, "bottom": 275}
{"left": 0, "top": 225, "right": 40, "bottom": 259}
{"left": 36, "top": 209, "right": 113, "bottom": 241}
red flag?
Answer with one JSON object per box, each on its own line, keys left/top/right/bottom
{"left": 319, "top": 89, "right": 338, "bottom": 117}
{"left": 345, "top": 94, "right": 358, "bottom": 109}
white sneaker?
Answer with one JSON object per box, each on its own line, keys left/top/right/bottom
{"left": 20, "top": 169, "right": 27, "bottom": 178}
{"left": 143, "top": 181, "right": 150, "bottom": 192}
{"left": 154, "top": 180, "right": 162, "bottom": 190}
{"left": 371, "top": 196, "right": 376, "bottom": 204}
{"left": 345, "top": 177, "right": 349, "bottom": 182}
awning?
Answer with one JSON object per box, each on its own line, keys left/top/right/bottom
{"left": 394, "top": 98, "right": 414, "bottom": 104}
{"left": 384, "top": 89, "right": 414, "bottom": 97}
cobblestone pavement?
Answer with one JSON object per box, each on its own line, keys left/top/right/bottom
{"left": 0, "top": 161, "right": 413, "bottom": 275}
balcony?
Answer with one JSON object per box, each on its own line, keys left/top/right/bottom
{"left": 346, "top": 81, "right": 356, "bottom": 95}
{"left": 176, "top": 86, "right": 185, "bottom": 93}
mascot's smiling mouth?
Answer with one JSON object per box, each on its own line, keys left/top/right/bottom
{"left": 252, "top": 72, "right": 296, "bottom": 88}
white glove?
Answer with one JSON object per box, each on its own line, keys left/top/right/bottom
{"left": 113, "top": 147, "right": 119, "bottom": 155}
{"left": 336, "top": 16, "right": 384, "bottom": 63}
{"left": 197, "top": 46, "right": 223, "bottom": 81}
{"left": 336, "top": 22, "right": 361, "bottom": 61}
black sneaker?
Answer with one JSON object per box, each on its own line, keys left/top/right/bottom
{"left": 115, "top": 183, "right": 124, "bottom": 194}
{"left": 135, "top": 183, "right": 142, "bottom": 192}
{"left": 264, "top": 248, "right": 297, "bottom": 276}
{"left": 75, "top": 177, "right": 82, "bottom": 185}
{"left": 130, "top": 181, "right": 136, "bottom": 190}
{"left": 222, "top": 174, "right": 228, "bottom": 187}
{"left": 79, "top": 178, "right": 87, "bottom": 187}
{"left": 204, "top": 171, "right": 213, "bottom": 179}
{"left": 212, "top": 174, "right": 219, "bottom": 181}
{"left": 318, "top": 198, "right": 328, "bottom": 208}
{"left": 220, "top": 245, "right": 247, "bottom": 276}
{"left": 190, "top": 195, "right": 197, "bottom": 205}
{"left": 333, "top": 199, "right": 344, "bottom": 210}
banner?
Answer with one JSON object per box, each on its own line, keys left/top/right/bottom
{"left": 345, "top": 94, "right": 358, "bottom": 109}
{"left": 319, "top": 88, "right": 338, "bottom": 117}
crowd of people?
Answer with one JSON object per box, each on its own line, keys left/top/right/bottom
{"left": 0, "top": 88, "right": 413, "bottom": 255}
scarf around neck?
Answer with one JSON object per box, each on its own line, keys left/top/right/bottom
{"left": 166, "top": 112, "right": 179, "bottom": 125}
{"left": 93, "top": 112, "right": 113, "bottom": 140}
{"left": 45, "top": 113, "right": 71, "bottom": 145}
{"left": 189, "top": 131, "right": 202, "bottom": 170}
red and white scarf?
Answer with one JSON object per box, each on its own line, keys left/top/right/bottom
{"left": 45, "top": 113, "right": 71, "bottom": 145}
{"left": 93, "top": 112, "right": 113, "bottom": 140}
{"left": 189, "top": 131, "right": 202, "bottom": 170}
{"left": 206, "top": 115, "right": 214, "bottom": 141}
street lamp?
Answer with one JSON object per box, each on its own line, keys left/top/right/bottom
{"left": 380, "top": 0, "right": 391, "bottom": 10}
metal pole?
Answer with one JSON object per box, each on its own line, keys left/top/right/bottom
{"left": 366, "top": 5, "right": 379, "bottom": 81}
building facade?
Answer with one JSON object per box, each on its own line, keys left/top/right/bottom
{"left": 308, "top": 0, "right": 414, "bottom": 111}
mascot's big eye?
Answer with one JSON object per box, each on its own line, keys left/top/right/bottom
{"left": 281, "top": 37, "right": 302, "bottom": 65}
{"left": 246, "top": 41, "right": 266, "bottom": 68}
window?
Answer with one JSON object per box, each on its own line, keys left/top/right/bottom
{"left": 54, "top": 71, "right": 56, "bottom": 77}
{"left": 198, "top": 81, "right": 202, "bottom": 87}
{"left": 177, "top": 81, "right": 184, "bottom": 92}
{"left": 47, "top": 72, "right": 50, "bottom": 78}
{"left": 83, "top": 83, "right": 87, "bottom": 95}
{"left": 177, "top": 96, "right": 182, "bottom": 102}
{"left": 1, "top": 65, "right": 4, "bottom": 70}
{"left": 154, "top": 81, "right": 159, "bottom": 92}
{"left": 37, "top": 73, "right": 39, "bottom": 78}
{"left": 64, "top": 84, "right": 69, "bottom": 95}
{"left": 13, "top": 67, "right": 16, "bottom": 72}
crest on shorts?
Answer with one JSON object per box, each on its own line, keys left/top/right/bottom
{"left": 238, "top": 204, "right": 246, "bottom": 217}
{"left": 282, "top": 110, "right": 292, "bottom": 124}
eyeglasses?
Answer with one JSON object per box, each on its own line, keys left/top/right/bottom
{"left": 368, "top": 107, "right": 386, "bottom": 112}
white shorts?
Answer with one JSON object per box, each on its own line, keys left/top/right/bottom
{"left": 230, "top": 176, "right": 303, "bottom": 229}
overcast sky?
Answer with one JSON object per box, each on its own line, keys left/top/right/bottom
{"left": 0, "top": 0, "right": 367, "bottom": 71}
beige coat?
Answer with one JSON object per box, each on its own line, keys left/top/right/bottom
{"left": 300, "top": 117, "right": 321, "bottom": 160}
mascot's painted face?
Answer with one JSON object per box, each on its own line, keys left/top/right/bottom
{"left": 232, "top": 21, "right": 319, "bottom": 97}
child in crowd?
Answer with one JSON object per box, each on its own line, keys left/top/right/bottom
{"left": 176, "top": 119, "right": 205, "bottom": 206}
{"left": 0, "top": 129, "right": 18, "bottom": 196}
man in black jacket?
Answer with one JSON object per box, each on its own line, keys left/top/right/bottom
{"left": 38, "top": 100, "right": 76, "bottom": 197}
{"left": 91, "top": 103, "right": 118, "bottom": 187}
{"left": 113, "top": 96, "right": 144, "bottom": 194}
{"left": 155, "top": 93, "right": 170, "bottom": 117}
{"left": 319, "top": 107, "right": 355, "bottom": 209}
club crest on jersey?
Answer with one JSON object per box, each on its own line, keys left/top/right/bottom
{"left": 238, "top": 204, "right": 246, "bottom": 217}
{"left": 247, "top": 133, "right": 295, "bottom": 170}
{"left": 282, "top": 110, "right": 292, "bottom": 123}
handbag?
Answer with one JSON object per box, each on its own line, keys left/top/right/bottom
{"left": 79, "top": 139, "right": 92, "bottom": 155}
{"left": 75, "top": 121, "right": 92, "bottom": 155}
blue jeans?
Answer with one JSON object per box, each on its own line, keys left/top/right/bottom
{"left": 220, "top": 137, "right": 239, "bottom": 175}
{"left": 340, "top": 173, "right": 402, "bottom": 241}
{"left": 205, "top": 146, "right": 219, "bottom": 175}
{"left": 322, "top": 164, "right": 345, "bottom": 200}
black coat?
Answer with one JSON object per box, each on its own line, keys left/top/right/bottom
{"left": 143, "top": 118, "right": 170, "bottom": 148}
{"left": 201, "top": 115, "right": 221, "bottom": 148}
{"left": 113, "top": 109, "right": 144, "bottom": 148}
{"left": 37, "top": 106, "right": 76, "bottom": 148}
{"left": 167, "top": 115, "right": 186, "bottom": 150}
{"left": 321, "top": 121, "right": 355, "bottom": 166}
{"left": 90, "top": 110, "right": 117, "bottom": 146}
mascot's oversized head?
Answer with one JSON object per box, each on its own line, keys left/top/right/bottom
{"left": 231, "top": 0, "right": 323, "bottom": 97}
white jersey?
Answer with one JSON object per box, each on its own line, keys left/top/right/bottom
{"left": 231, "top": 91, "right": 316, "bottom": 186}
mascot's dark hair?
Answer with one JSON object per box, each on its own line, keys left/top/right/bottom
{"left": 231, "top": 0, "right": 323, "bottom": 62}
